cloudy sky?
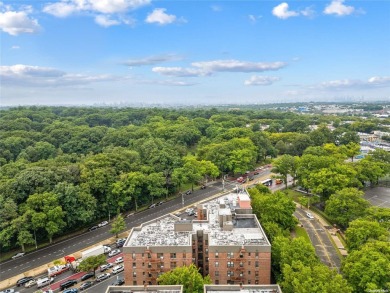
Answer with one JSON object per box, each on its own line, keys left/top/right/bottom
{"left": 1, "top": 0, "right": 389, "bottom": 105}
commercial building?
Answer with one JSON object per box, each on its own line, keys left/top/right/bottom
{"left": 123, "top": 191, "right": 271, "bottom": 286}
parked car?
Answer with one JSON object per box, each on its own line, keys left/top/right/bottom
{"left": 59, "top": 279, "right": 77, "bottom": 290}
{"left": 236, "top": 177, "right": 244, "bottom": 183}
{"left": 116, "top": 238, "right": 126, "bottom": 248}
{"left": 148, "top": 204, "right": 156, "bottom": 209}
{"left": 254, "top": 170, "right": 260, "bottom": 175}
{"left": 185, "top": 190, "right": 192, "bottom": 195}
{"left": 0, "top": 289, "right": 15, "bottom": 293}
{"left": 24, "top": 280, "right": 36, "bottom": 288}
{"left": 63, "top": 289, "right": 78, "bottom": 293}
{"left": 99, "top": 264, "right": 110, "bottom": 272}
{"left": 12, "top": 252, "right": 25, "bottom": 259}
{"left": 103, "top": 245, "right": 112, "bottom": 253}
{"left": 115, "top": 256, "right": 123, "bottom": 264}
{"left": 108, "top": 249, "right": 121, "bottom": 257}
{"left": 275, "top": 179, "right": 283, "bottom": 185}
{"left": 112, "top": 264, "right": 124, "bottom": 274}
{"left": 306, "top": 212, "right": 315, "bottom": 219}
{"left": 79, "top": 281, "right": 93, "bottom": 291}
{"left": 157, "top": 201, "right": 164, "bottom": 206}
{"left": 88, "top": 225, "right": 99, "bottom": 231}
{"left": 96, "top": 273, "right": 110, "bottom": 282}
{"left": 16, "top": 277, "right": 34, "bottom": 287}
{"left": 98, "top": 221, "right": 108, "bottom": 227}
{"left": 200, "top": 185, "right": 206, "bottom": 189}
{"left": 80, "top": 272, "right": 94, "bottom": 281}
{"left": 36, "top": 277, "right": 54, "bottom": 289}
{"left": 112, "top": 278, "right": 125, "bottom": 286}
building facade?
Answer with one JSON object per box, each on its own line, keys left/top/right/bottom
{"left": 123, "top": 192, "right": 271, "bottom": 286}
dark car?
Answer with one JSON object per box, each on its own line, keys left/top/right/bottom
{"left": 112, "top": 278, "right": 125, "bottom": 286}
{"left": 157, "top": 201, "right": 164, "bottom": 206}
{"left": 60, "top": 279, "right": 77, "bottom": 290}
{"left": 16, "top": 276, "right": 34, "bottom": 287}
{"left": 88, "top": 226, "right": 98, "bottom": 231}
{"left": 185, "top": 190, "right": 192, "bottom": 195}
{"left": 200, "top": 185, "right": 206, "bottom": 189}
{"left": 116, "top": 239, "right": 126, "bottom": 248}
{"left": 79, "top": 281, "right": 93, "bottom": 291}
{"left": 80, "top": 272, "right": 94, "bottom": 281}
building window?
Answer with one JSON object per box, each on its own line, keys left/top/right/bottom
{"left": 157, "top": 253, "right": 164, "bottom": 259}
{"left": 215, "top": 280, "right": 219, "bottom": 285}
{"left": 183, "top": 252, "right": 186, "bottom": 258}
{"left": 205, "top": 239, "right": 208, "bottom": 245}
{"left": 143, "top": 272, "right": 145, "bottom": 276}
{"left": 248, "top": 261, "right": 251, "bottom": 266}
{"left": 227, "top": 252, "right": 234, "bottom": 258}
{"left": 171, "top": 262, "right": 177, "bottom": 269}
{"left": 148, "top": 263, "right": 152, "bottom": 268}
{"left": 142, "top": 262, "right": 145, "bottom": 267}
{"left": 142, "top": 253, "right": 144, "bottom": 257}
{"left": 132, "top": 253, "right": 136, "bottom": 259}
{"left": 133, "top": 281, "right": 137, "bottom": 285}
{"left": 255, "top": 252, "right": 259, "bottom": 258}
{"left": 240, "top": 253, "right": 244, "bottom": 258}
{"left": 133, "top": 272, "right": 136, "bottom": 277}
{"left": 255, "top": 271, "right": 259, "bottom": 277}
{"left": 255, "top": 261, "right": 259, "bottom": 268}
{"left": 240, "top": 262, "right": 244, "bottom": 267}
{"left": 132, "top": 262, "right": 136, "bottom": 268}
{"left": 148, "top": 253, "right": 151, "bottom": 259}
{"left": 170, "top": 253, "right": 176, "bottom": 259}
{"left": 215, "top": 271, "right": 219, "bottom": 277}
{"left": 215, "top": 252, "right": 219, "bottom": 258}
{"left": 248, "top": 271, "right": 251, "bottom": 275}
{"left": 248, "top": 252, "right": 251, "bottom": 256}
{"left": 227, "top": 271, "right": 234, "bottom": 277}
{"left": 248, "top": 280, "right": 251, "bottom": 284}
{"left": 255, "top": 280, "right": 259, "bottom": 285}
{"left": 227, "top": 261, "right": 234, "bottom": 268}
{"left": 215, "top": 261, "right": 219, "bottom": 267}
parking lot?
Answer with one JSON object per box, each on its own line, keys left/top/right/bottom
{"left": 364, "top": 187, "right": 390, "bottom": 208}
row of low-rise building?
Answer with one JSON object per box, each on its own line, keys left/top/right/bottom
{"left": 122, "top": 192, "right": 272, "bottom": 287}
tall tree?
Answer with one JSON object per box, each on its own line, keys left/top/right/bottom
{"left": 110, "top": 213, "right": 126, "bottom": 238}
{"left": 78, "top": 254, "right": 107, "bottom": 277}
{"left": 157, "top": 264, "right": 211, "bottom": 293}
{"left": 325, "top": 188, "right": 370, "bottom": 228}
{"left": 342, "top": 241, "right": 390, "bottom": 293}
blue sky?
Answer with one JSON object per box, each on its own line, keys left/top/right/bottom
{"left": 1, "top": 0, "right": 389, "bottom": 105}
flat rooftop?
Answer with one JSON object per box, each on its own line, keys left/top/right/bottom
{"left": 126, "top": 192, "right": 270, "bottom": 248}
{"left": 106, "top": 285, "right": 183, "bottom": 293}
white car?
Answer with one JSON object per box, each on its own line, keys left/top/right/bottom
{"left": 11, "top": 253, "right": 25, "bottom": 259}
{"left": 112, "top": 265, "right": 124, "bottom": 274}
{"left": 24, "top": 280, "right": 36, "bottom": 288}
{"left": 98, "top": 221, "right": 108, "bottom": 227}
{"left": 115, "top": 256, "right": 123, "bottom": 264}
{"left": 306, "top": 212, "right": 314, "bottom": 219}
{"left": 96, "top": 273, "right": 110, "bottom": 282}
{"left": 108, "top": 249, "right": 121, "bottom": 257}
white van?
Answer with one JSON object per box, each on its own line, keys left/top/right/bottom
{"left": 112, "top": 264, "right": 124, "bottom": 274}
{"left": 36, "top": 277, "right": 54, "bottom": 288}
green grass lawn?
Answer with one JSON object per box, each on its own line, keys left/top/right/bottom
{"left": 294, "top": 225, "right": 312, "bottom": 244}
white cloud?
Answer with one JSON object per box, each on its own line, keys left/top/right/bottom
{"left": 145, "top": 8, "right": 182, "bottom": 25}
{"left": 11, "top": 45, "right": 20, "bottom": 49}
{"left": 0, "top": 6, "right": 40, "bottom": 36}
{"left": 1, "top": 64, "right": 120, "bottom": 87}
{"left": 43, "top": 0, "right": 150, "bottom": 16}
{"left": 123, "top": 54, "right": 181, "bottom": 66}
{"left": 191, "top": 59, "right": 287, "bottom": 72}
{"left": 95, "top": 15, "right": 120, "bottom": 27}
{"left": 248, "top": 14, "right": 262, "bottom": 24}
{"left": 319, "top": 76, "right": 390, "bottom": 90}
{"left": 324, "top": 0, "right": 355, "bottom": 16}
{"left": 152, "top": 67, "right": 210, "bottom": 77}
{"left": 244, "top": 76, "right": 280, "bottom": 86}
{"left": 272, "top": 3, "right": 299, "bottom": 19}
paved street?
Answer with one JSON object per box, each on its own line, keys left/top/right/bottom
{"left": 294, "top": 207, "right": 341, "bottom": 271}
{"left": 364, "top": 187, "right": 390, "bottom": 208}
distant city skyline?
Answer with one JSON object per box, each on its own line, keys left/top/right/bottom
{"left": 1, "top": 0, "right": 389, "bottom": 106}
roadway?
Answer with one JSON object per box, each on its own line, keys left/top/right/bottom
{"left": 0, "top": 183, "right": 228, "bottom": 280}
{"left": 294, "top": 207, "right": 342, "bottom": 271}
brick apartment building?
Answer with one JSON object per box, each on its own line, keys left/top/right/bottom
{"left": 123, "top": 191, "right": 271, "bottom": 286}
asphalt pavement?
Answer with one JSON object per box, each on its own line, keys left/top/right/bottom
{"left": 294, "top": 207, "right": 342, "bottom": 271}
